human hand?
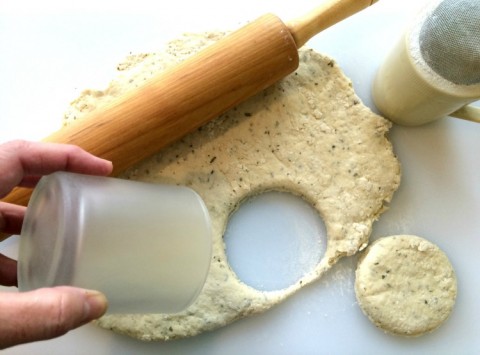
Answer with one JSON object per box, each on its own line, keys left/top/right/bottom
{"left": 0, "top": 140, "right": 113, "bottom": 349}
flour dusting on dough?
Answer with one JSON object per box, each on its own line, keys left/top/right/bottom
{"left": 63, "top": 32, "right": 401, "bottom": 341}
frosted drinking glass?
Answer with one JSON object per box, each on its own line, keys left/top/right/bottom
{"left": 18, "top": 172, "right": 212, "bottom": 314}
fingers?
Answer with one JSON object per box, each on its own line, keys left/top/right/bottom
{"left": 0, "top": 202, "right": 26, "bottom": 236}
{"left": 0, "top": 287, "right": 108, "bottom": 349}
{"left": 0, "top": 141, "right": 111, "bottom": 348}
{"left": 0, "top": 140, "right": 113, "bottom": 198}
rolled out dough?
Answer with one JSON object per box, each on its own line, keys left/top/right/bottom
{"left": 63, "top": 32, "right": 401, "bottom": 340}
{"left": 355, "top": 235, "right": 457, "bottom": 336}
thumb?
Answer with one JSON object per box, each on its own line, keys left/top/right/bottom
{"left": 0, "top": 286, "right": 108, "bottom": 349}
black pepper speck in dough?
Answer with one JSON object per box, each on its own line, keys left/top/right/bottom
{"left": 355, "top": 235, "right": 457, "bottom": 337}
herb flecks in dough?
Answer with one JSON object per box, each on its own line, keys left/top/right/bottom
{"left": 64, "top": 32, "right": 401, "bottom": 341}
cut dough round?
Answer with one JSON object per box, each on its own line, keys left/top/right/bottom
{"left": 63, "top": 32, "right": 401, "bottom": 341}
{"left": 355, "top": 235, "right": 457, "bottom": 337}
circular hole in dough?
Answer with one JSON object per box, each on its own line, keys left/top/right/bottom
{"left": 224, "top": 190, "right": 327, "bottom": 291}
{"left": 355, "top": 235, "right": 457, "bottom": 337}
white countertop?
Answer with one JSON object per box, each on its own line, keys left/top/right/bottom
{"left": 1, "top": 0, "right": 479, "bottom": 353}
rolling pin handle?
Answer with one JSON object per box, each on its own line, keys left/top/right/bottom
{"left": 287, "top": 0, "right": 378, "bottom": 48}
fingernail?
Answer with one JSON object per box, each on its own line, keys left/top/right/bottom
{"left": 83, "top": 290, "right": 108, "bottom": 320}
{"left": 102, "top": 160, "right": 114, "bottom": 174}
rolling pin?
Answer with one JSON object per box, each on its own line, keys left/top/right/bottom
{"left": 4, "top": 0, "right": 377, "bottom": 207}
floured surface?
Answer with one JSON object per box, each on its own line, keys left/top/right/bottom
{"left": 63, "top": 32, "right": 401, "bottom": 341}
{"left": 355, "top": 235, "right": 457, "bottom": 336}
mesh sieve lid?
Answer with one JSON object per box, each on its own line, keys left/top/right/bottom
{"left": 418, "top": 0, "right": 480, "bottom": 86}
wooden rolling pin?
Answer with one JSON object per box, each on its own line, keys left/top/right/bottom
{"left": 4, "top": 0, "right": 377, "bottom": 207}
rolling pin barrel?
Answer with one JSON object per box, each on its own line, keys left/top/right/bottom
{"left": 4, "top": 14, "right": 299, "bottom": 206}
{"left": 48, "top": 14, "right": 299, "bottom": 175}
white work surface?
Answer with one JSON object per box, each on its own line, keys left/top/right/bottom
{"left": 1, "top": 0, "right": 479, "bottom": 353}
